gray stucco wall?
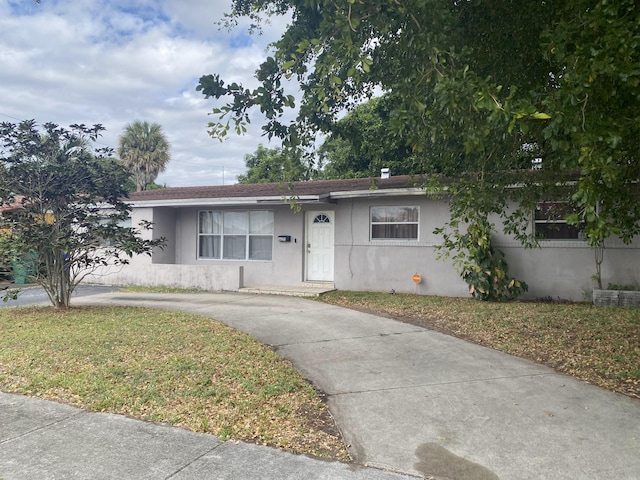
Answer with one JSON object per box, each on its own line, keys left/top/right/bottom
{"left": 86, "top": 196, "right": 640, "bottom": 301}
{"left": 505, "top": 240, "right": 640, "bottom": 301}
{"left": 332, "top": 195, "right": 640, "bottom": 300}
{"left": 151, "top": 207, "right": 176, "bottom": 264}
{"left": 86, "top": 263, "right": 244, "bottom": 291}
{"left": 333, "top": 196, "right": 468, "bottom": 296}
{"left": 174, "top": 205, "right": 316, "bottom": 287}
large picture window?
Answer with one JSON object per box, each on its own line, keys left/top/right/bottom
{"left": 370, "top": 206, "right": 419, "bottom": 240}
{"left": 198, "top": 210, "right": 273, "bottom": 260}
{"left": 534, "top": 202, "right": 584, "bottom": 240}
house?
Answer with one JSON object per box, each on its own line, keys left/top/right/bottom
{"left": 85, "top": 175, "right": 640, "bottom": 300}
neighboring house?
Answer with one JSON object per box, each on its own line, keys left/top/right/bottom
{"left": 0, "top": 195, "right": 26, "bottom": 218}
{"left": 85, "top": 175, "right": 640, "bottom": 300}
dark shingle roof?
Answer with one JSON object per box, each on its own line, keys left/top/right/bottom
{"left": 126, "top": 175, "right": 427, "bottom": 202}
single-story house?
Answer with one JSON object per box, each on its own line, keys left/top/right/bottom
{"left": 85, "top": 175, "right": 640, "bottom": 301}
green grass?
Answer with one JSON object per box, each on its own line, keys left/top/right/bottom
{"left": 320, "top": 291, "right": 640, "bottom": 399}
{"left": 0, "top": 306, "right": 349, "bottom": 460}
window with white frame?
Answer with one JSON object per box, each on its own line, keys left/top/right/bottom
{"left": 370, "top": 206, "right": 419, "bottom": 240}
{"left": 534, "top": 202, "right": 584, "bottom": 240}
{"left": 198, "top": 210, "right": 273, "bottom": 260}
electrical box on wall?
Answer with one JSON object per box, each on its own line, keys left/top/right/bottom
{"left": 277, "top": 235, "right": 291, "bottom": 243}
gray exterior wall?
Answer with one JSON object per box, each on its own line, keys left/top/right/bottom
{"left": 172, "top": 205, "right": 317, "bottom": 287}
{"left": 85, "top": 203, "right": 337, "bottom": 290}
{"left": 333, "top": 195, "right": 640, "bottom": 300}
{"left": 505, "top": 240, "right": 640, "bottom": 301}
{"left": 86, "top": 195, "right": 640, "bottom": 301}
{"left": 86, "top": 263, "right": 244, "bottom": 291}
{"left": 151, "top": 207, "right": 176, "bottom": 264}
{"left": 333, "top": 196, "right": 468, "bottom": 296}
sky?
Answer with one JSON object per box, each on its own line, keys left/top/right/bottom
{"left": 0, "top": 0, "right": 291, "bottom": 186}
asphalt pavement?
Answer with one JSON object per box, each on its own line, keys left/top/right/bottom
{"left": 1, "top": 290, "right": 640, "bottom": 479}
{"left": 0, "top": 284, "right": 120, "bottom": 308}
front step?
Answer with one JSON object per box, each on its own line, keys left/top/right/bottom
{"left": 239, "top": 282, "right": 335, "bottom": 297}
{"left": 301, "top": 281, "right": 335, "bottom": 289}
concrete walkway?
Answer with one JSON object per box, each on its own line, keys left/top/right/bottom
{"left": 0, "top": 392, "right": 407, "bottom": 480}
{"left": 2, "top": 291, "right": 640, "bottom": 479}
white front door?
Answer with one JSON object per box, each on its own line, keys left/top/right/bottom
{"left": 306, "top": 211, "right": 334, "bottom": 282}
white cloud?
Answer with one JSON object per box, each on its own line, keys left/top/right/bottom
{"left": 0, "top": 0, "right": 292, "bottom": 186}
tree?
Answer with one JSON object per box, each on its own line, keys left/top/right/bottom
{"left": 0, "top": 120, "right": 163, "bottom": 308}
{"left": 543, "top": 1, "right": 640, "bottom": 246}
{"left": 318, "top": 95, "right": 423, "bottom": 179}
{"left": 237, "top": 144, "right": 310, "bottom": 183}
{"left": 198, "top": 1, "right": 554, "bottom": 225}
{"left": 199, "top": 0, "right": 640, "bottom": 296}
{"left": 118, "top": 121, "right": 171, "bottom": 192}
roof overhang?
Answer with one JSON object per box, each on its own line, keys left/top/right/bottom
{"left": 125, "top": 185, "right": 443, "bottom": 208}
{"left": 328, "top": 187, "right": 428, "bottom": 199}
{"left": 128, "top": 194, "right": 332, "bottom": 208}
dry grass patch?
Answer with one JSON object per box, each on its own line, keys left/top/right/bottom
{"left": 320, "top": 291, "right": 640, "bottom": 399}
{"left": 0, "top": 306, "right": 349, "bottom": 461}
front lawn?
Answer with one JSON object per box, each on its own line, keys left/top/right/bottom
{"left": 320, "top": 291, "right": 640, "bottom": 399}
{"left": 0, "top": 306, "right": 349, "bottom": 460}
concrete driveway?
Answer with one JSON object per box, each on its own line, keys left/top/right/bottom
{"left": 63, "top": 291, "right": 640, "bottom": 480}
{"left": 66, "top": 292, "right": 640, "bottom": 480}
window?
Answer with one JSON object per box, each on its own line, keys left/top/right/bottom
{"left": 198, "top": 210, "right": 273, "bottom": 260}
{"left": 223, "top": 211, "right": 247, "bottom": 259}
{"left": 99, "top": 216, "right": 132, "bottom": 247}
{"left": 248, "top": 210, "right": 273, "bottom": 260}
{"left": 199, "top": 211, "right": 221, "bottom": 258}
{"left": 534, "top": 202, "right": 584, "bottom": 240}
{"left": 370, "top": 206, "right": 419, "bottom": 240}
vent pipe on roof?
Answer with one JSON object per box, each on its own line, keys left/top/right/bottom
{"left": 381, "top": 168, "right": 390, "bottom": 179}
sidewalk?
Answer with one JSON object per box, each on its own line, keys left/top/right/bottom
{"left": 3, "top": 291, "right": 640, "bottom": 479}
{"left": 0, "top": 392, "right": 409, "bottom": 480}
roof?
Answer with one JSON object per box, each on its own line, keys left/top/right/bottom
{"left": 0, "top": 196, "right": 26, "bottom": 214}
{"left": 126, "top": 175, "right": 431, "bottom": 207}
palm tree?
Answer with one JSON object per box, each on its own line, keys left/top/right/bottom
{"left": 118, "top": 121, "right": 170, "bottom": 192}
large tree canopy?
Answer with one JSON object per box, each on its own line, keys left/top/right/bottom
{"left": 0, "top": 121, "right": 162, "bottom": 308}
{"left": 318, "top": 94, "right": 422, "bottom": 179}
{"left": 199, "top": 0, "right": 640, "bottom": 248}
{"left": 237, "top": 143, "right": 310, "bottom": 183}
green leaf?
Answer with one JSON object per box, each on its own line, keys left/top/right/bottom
{"left": 531, "top": 112, "right": 551, "bottom": 120}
